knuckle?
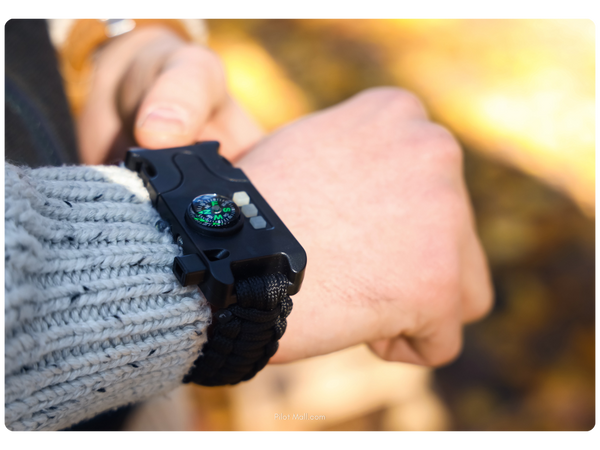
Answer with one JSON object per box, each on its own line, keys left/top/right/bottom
{"left": 468, "top": 283, "right": 495, "bottom": 322}
{"left": 181, "top": 44, "right": 226, "bottom": 79}
{"left": 414, "top": 123, "right": 463, "bottom": 166}
{"left": 353, "top": 86, "right": 427, "bottom": 119}
{"left": 481, "top": 288, "right": 495, "bottom": 317}
{"left": 434, "top": 188, "right": 469, "bottom": 225}
{"left": 202, "top": 47, "right": 225, "bottom": 74}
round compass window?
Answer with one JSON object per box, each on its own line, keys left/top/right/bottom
{"left": 186, "top": 193, "right": 242, "bottom": 235}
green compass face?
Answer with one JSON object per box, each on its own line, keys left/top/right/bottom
{"left": 188, "top": 193, "right": 241, "bottom": 231}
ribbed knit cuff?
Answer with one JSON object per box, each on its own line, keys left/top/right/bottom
{"left": 4, "top": 163, "right": 211, "bottom": 431}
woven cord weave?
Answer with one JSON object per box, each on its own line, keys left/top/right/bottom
{"left": 183, "top": 273, "right": 292, "bottom": 386}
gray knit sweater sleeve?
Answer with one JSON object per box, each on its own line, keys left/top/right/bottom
{"left": 4, "top": 163, "right": 211, "bottom": 431}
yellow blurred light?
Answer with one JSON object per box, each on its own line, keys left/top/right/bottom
{"left": 209, "top": 31, "right": 313, "bottom": 131}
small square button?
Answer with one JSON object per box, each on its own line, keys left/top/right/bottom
{"left": 232, "top": 191, "right": 250, "bottom": 206}
{"left": 241, "top": 203, "right": 258, "bottom": 218}
{"left": 249, "top": 216, "right": 267, "bottom": 229}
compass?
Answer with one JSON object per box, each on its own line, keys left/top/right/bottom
{"left": 186, "top": 193, "right": 242, "bottom": 235}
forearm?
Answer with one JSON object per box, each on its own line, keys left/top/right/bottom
{"left": 4, "top": 163, "right": 211, "bottom": 431}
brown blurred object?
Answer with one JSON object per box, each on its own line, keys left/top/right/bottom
{"left": 139, "top": 19, "right": 592, "bottom": 432}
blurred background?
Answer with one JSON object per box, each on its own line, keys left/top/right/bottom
{"left": 125, "top": 19, "right": 595, "bottom": 431}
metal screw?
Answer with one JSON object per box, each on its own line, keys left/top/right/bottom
{"left": 154, "top": 219, "right": 169, "bottom": 232}
{"left": 216, "top": 310, "right": 233, "bottom": 324}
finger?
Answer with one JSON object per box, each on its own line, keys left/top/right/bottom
{"left": 456, "top": 181, "right": 494, "bottom": 323}
{"left": 134, "top": 45, "right": 227, "bottom": 149}
{"left": 342, "top": 87, "right": 429, "bottom": 122}
{"left": 460, "top": 231, "right": 494, "bottom": 323}
{"left": 369, "top": 312, "right": 464, "bottom": 367}
{"left": 195, "top": 95, "right": 265, "bottom": 163}
{"left": 368, "top": 337, "right": 428, "bottom": 366}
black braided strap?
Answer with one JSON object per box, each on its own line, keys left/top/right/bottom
{"left": 183, "top": 272, "right": 293, "bottom": 386}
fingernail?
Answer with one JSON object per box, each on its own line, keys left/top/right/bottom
{"left": 137, "top": 107, "right": 186, "bottom": 134}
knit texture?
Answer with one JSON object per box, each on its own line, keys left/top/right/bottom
{"left": 4, "top": 163, "right": 211, "bottom": 431}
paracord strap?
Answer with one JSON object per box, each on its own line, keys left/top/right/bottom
{"left": 183, "top": 273, "right": 293, "bottom": 386}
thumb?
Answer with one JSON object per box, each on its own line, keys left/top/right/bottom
{"left": 134, "top": 46, "right": 226, "bottom": 149}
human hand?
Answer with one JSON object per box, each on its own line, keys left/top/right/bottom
{"left": 237, "top": 87, "right": 493, "bottom": 366}
{"left": 77, "top": 25, "right": 263, "bottom": 165}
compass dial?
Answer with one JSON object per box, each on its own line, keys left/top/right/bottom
{"left": 187, "top": 193, "right": 242, "bottom": 234}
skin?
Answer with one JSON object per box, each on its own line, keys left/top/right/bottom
{"left": 79, "top": 26, "right": 493, "bottom": 367}
{"left": 78, "top": 26, "right": 264, "bottom": 165}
